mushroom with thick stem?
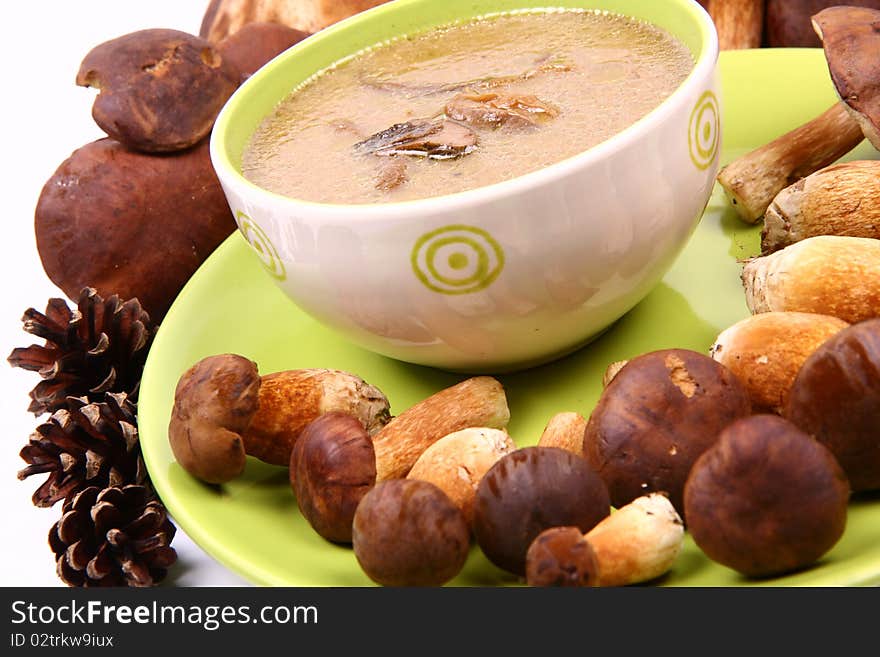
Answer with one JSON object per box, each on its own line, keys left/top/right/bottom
{"left": 762, "top": 161, "right": 880, "bottom": 253}
{"left": 472, "top": 446, "right": 610, "bottom": 576}
{"left": 352, "top": 479, "right": 470, "bottom": 587}
{"left": 525, "top": 493, "right": 684, "bottom": 587}
{"left": 168, "top": 354, "right": 391, "bottom": 484}
{"left": 707, "top": 0, "right": 765, "bottom": 51}
{"left": 717, "top": 6, "right": 880, "bottom": 224}
{"left": 291, "top": 377, "right": 510, "bottom": 543}
{"left": 684, "top": 415, "right": 850, "bottom": 578}
{"left": 742, "top": 236, "right": 880, "bottom": 324}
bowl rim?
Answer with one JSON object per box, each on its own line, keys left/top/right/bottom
{"left": 210, "top": 0, "right": 719, "bottom": 219}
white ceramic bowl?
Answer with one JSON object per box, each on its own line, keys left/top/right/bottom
{"left": 211, "top": 0, "right": 720, "bottom": 371}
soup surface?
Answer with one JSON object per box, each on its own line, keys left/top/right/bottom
{"left": 243, "top": 10, "right": 694, "bottom": 204}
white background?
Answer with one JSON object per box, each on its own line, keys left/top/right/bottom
{"left": 1, "top": 2, "right": 248, "bottom": 586}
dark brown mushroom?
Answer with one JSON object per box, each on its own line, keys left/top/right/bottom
{"left": 290, "top": 413, "right": 377, "bottom": 543}
{"left": 525, "top": 526, "right": 599, "bottom": 587}
{"left": 77, "top": 29, "right": 240, "bottom": 153}
{"left": 472, "top": 447, "right": 610, "bottom": 576}
{"left": 352, "top": 479, "right": 470, "bottom": 587}
{"left": 584, "top": 349, "right": 752, "bottom": 515}
{"left": 717, "top": 5, "right": 880, "bottom": 223}
{"left": 684, "top": 415, "right": 850, "bottom": 578}
{"left": 34, "top": 138, "right": 235, "bottom": 321}
{"left": 786, "top": 318, "right": 880, "bottom": 492}
{"left": 216, "top": 21, "right": 310, "bottom": 81}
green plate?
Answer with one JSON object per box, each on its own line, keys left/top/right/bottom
{"left": 139, "top": 49, "right": 880, "bottom": 586}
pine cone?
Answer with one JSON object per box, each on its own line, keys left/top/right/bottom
{"left": 8, "top": 287, "right": 155, "bottom": 415}
{"left": 49, "top": 485, "right": 177, "bottom": 587}
{"left": 19, "top": 392, "right": 146, "bottom": 507}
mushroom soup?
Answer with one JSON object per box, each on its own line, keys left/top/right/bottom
{"left": 242, "top": 10, "right": 694, "bottom": 204}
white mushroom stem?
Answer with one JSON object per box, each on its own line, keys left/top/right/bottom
{"left": 717, "top": 102, "right": 865, "bottom": 224}
{"left": 584, "top": 493, "right": 684, "bottom": 587}
{"left": 707, "top": 0, "right": 765, "bottom": 50}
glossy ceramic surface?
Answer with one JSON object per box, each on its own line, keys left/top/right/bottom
{"left": 210, "top": 0, "right": 720, "bottom": 371}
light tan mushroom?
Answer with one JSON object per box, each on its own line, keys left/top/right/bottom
{"left": 717, "top": 6, "right": 880, "bottom": 223}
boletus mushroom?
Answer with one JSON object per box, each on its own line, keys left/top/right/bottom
{"left": 743, "top": 236, "right": 880, "bottom": 324}
{"left": 472, "top": 446, "right": 610, "bottom": 576}
{"left": 583, "top": 349, "right": 751, "bottom": 515}
{"left": 77, "top": 29, "right": 240, "bottom": 153}
{"left": 684, "top": 415, "right": 850, "bottom": 578}
{"left": 762, "top": 160, "right": 880, "bottom": 253}
{"left": 168, "top": 354, "right": 390, "bottom": 484}
{"left": 717, "top": 5, "right": 880, "bottom": 223}
{"left": 34, "top": 138, "right": 236, "bottom": 322}
{"left": 786, "top": 318, "right": 880, "bottom": 492}
{"left": 352, "top": 479, "right": 470, "bottom": 587}
{"left": 291, "top": 377, "right": 509, "bottom": 543}
{"left": 525, "top": 493, "right": 684, "bottom": 587}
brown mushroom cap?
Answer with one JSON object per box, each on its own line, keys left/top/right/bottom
{"left": 34, "top": 138, "right": 236, "bottom": 321}
{"left": 472, "top": 447, "right": 610, "bottom": 576}
{"left": 352, "top": 479, "right": 470, "bottom": 587}
{"left": 77, "top": 29, "right": 240, "bottom": 153}
{"left": 290, "top": 412, "right": 377, "bottom": 543}
{"left": 168, "top": 354, "right": 261, "bottom": 484}
{"left": 786, "top": 318, "right": 880, "bottom": 491}
{"left": 584, "top": 349, "right": 752, "bottom": 515}
{"left": 525, "top": 526, "right": 599, "bottom": 587}
{"left": 216, "top": 22, "right": 310, "bottom": 80}
{"left": 684, "top": 415, "right": 850, "bottom": 578}
{"left": 813, "top": 6, "right": 880, "bottom": 149}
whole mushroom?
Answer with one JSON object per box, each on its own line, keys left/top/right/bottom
{"left": 168, "top": 354, "right": 390, "bottom": 484}
{"left": 786, "top": 318, "right": 880, "bottom": 491}
{"left": 525, "top": 493, "right": 683, "bottom": 587}
{"left": 472, "top": 446, "right": 610, "bottom": 576}
{"left": 584, "top": 349, "right": 751, "bottom": 514}
{"left": 685, "top": 415, "right": 850, "bottom": 578}
{"left": 77, "top": 29, "right": 240, "bottom": 153}
{"left": 352, "top": 479, "right": 470, "bottom": 587}
{"left": 35, "top": 138, "right": 236, "bottom": 321}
